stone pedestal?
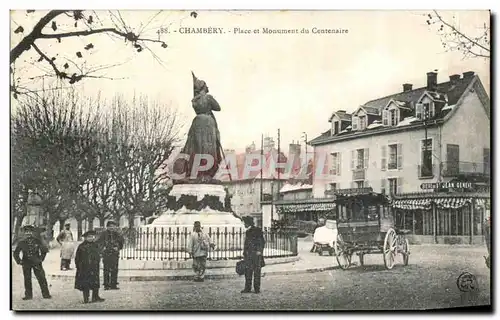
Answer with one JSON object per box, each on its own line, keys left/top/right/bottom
{"left": 138, "top": 184, "right": 244, "bottom": 252}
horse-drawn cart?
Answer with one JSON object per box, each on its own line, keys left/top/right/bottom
{"left": 333, "top": 188, "right": 410, "bottom": 270}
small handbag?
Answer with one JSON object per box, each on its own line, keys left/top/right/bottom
{"left": 235, "top": 260, "right": 246, "bottom": 275}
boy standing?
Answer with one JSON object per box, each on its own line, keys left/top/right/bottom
{"left": 74, "top": 230, "right": 105, "bottom": 303}
{"left": 188, "top": 221, "right": 215, "bottom": 282}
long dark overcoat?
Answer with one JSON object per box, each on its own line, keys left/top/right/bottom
{"left": 74, "top": 241, "right": 101, "bottom": 291}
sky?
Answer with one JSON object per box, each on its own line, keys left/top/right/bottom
{"left": 10, "top": 10, "right": 490, "bottom": 155}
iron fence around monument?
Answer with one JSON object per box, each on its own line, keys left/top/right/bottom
{"left": 120, "top": 227, "right": 298, "bottom": 261}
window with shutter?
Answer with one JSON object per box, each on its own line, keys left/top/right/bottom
{"left": 337, "top": 153, "right": 342, "bottom": 176}
{"left": 351, "top": 150, "right": 355, "bottom": 170}
{"left": 397, "top": 144, "right": 403, "bottom": 169}
{"left": 388, "top": 144, "right": 397, "bottom": 170}
{"left": 364, "top": 148, "right": 369, "bottom": 169}
{"left": 330, "top": 153, "right": 337, "bottom": 175}
{"left": 381, "top": 145, "right": 387, "bottom": 171}
{"left": 352, "top": 116, "right": 358, "bottom": 130}
{"left": 388, "top": 178, "right": 397, "bottom": 195}
{"left": 415, "top": 103, "right": 423, "bottom": 119}
{"left": 382, "top": 110, "right": 389, "bottom": 125}
{"left": 397, "top": 178, "right": 403, "bottom": 194}
{"left": 356, "top": 149, "right": 364, "bottom": 169}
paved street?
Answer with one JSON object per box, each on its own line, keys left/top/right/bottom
{"left": 11, "top": 243, "right": 490, "bottom": 311}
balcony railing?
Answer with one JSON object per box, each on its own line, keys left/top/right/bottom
{"left": 441, "top": 161, "right": 490, "bottom": 177}
{"left": 418, "top": 164, "right": 434, "bottom": 178}
{"left": 388, "top": 162, "right": 398, "bottom": 170}
{"left": 352, "top": 168, "right": 365, "bottom": 181}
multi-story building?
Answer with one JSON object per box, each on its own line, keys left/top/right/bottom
{"left": 309, "top": 70, "right": 490, "bottom": 244}
{"left": 221, "top": 138, "right": 290, "bottom": 226}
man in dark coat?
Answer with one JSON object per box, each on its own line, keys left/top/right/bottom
{"left": 75, "top": 230, "right": 105, "bottom": 303}
{"left": 13, "top": 225, "right": 51, "bottom": 300}
{"left": 241, "top": 216, "right": 266, "bottom": 294}
{"left": 96, "top": 220, "right": 124, "bottom": 290}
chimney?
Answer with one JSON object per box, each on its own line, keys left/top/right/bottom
{"left": 263, "top": 137, "right": 274, "bottom": 153}
{"left": 426, "top": 71, "right": 438, "bottom": 91}
{"left": 449, "top": 74, "right": 461, "bottom": 83}
{"left": 463, "top": 71, "right": 475, "bottom": 79}
{"left": 288, "top": 142, "right": 302, "bottom": 178}
{"left": 403, "top": 83, "right": 413, "bottom": 92}
{"left": 245, "top": 142, "right": 256, "bottom": 154}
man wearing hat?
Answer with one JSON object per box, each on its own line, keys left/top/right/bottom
{"left": 241, "top": 216, "right": 266, "bottom": 294}
{"left": 56, "top": 222, "right": 75, "bottom": 270}
{"left": 187, "top": 221, "right": 215, "bottom": 282}
{"left": 13, "top": 225, "right": 51, "bottom": 300}
{"left": 75, "top": 230, "right": 105, "bottom": 303}
{"left": 96, "top": 220, "right": 124, "bottom": 290}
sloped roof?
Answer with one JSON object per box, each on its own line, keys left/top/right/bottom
{"left": 310, "top": 74, "right": 477, "bottom": 145}
{"left": 329, "top": 111, "right": 352, "bottom": 122}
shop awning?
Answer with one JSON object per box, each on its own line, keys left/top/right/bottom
{"left": 392, "top": 199, "right": 432, "bottom": 210}
{"left": 276, "top": 202, "right": 336, "bottom": 214}
{"left": 476, "top": 198, "right": 487, "bottom": 206}
{"left": 392, "top": 197, "right": 478, "bottom": 210}
{"left": 434, "top": 198, "right": 472, "bottom": 209}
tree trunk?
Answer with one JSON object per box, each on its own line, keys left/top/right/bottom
{"left": 128, "top": 212, "right": 135, "bottom": 229}
{"left": 46, "top": 220, "right": 55, "bottom": 241}
{"left": 99, "top": 216, "right": 106, "bottom": 228}
{"left": 87, "top": 216, "right": 94, "bottom": 231}
{"left": 59, "top": 218, "right": 66, "bottom": 232}
{"left": 77, "top": 219, "right": 83, "bottom": 239}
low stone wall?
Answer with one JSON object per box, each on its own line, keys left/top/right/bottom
{"left": 118, "top": 255, "right": 299, "bottom": 270}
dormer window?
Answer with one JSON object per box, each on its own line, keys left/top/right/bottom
{"left": 382, "top": 103, "right": 400, "bottom": 126}
{"left": 352, "top": 116, "right": 359, "bottom": 130}
{"left": 390, "top": 109, "right": 399, "bottom": 126}
{"left": 416, "top": 102, "right": 435, "bottom": 120}
{"left": 334, "top": 121, "right": 340, "bottom": 134}
{"left": 358, "top": 115, "right": 367, "bottom": 130}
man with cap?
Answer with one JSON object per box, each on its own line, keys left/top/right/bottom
{"left": 241, "top": 216, "right": 266, "bottom": 294}
{"left": 75, "top": 230, "right": 105, "bottom": 303}
{"left": 56, "top": 222, "right": 75, "bottom": 270}
{"left": 96, "top": 220, "right": 124, "bottom": 290}
{"left": 187, "top": 221, "right": 215, "bottom": 282}
{"left": 13, "top": 225, "right": 51, "bottom": 300}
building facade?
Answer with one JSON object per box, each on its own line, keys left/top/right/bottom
{"left": 309, "top": 71, "right": 490, "bottom": 244}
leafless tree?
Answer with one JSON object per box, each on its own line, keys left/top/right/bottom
{"left": 425, "top": 10, "right": 490, "bottom": 60}
{"left": 10, "top": 10, "right": 197, "bottom": 98}
{"left": 11, "top": 88, "right": 102, "bottom": 238}
{"left": 103, "top": 94, "right": 181, "bottom": 229}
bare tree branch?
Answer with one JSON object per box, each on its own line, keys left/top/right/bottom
{"left": 426, "top": 10, "right": 490, "bottom": 60}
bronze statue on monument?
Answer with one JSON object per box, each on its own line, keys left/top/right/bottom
{"left": 143, "top": 72, "right": 243, "bottom": 240}
{"left": 173, "top": 72, "right": 229, "bottom": 184}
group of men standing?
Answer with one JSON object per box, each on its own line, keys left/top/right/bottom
{"left": 14, "top": 216, "right": 267, "bottom": 302}
{"left": 13, "top": 220, "right": 124, "bottom": 302}
{"left": 187, "top": 216, "right": 266, "bottom": 294}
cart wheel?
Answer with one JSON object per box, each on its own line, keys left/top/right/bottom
{"left": 334, "top": 234, "right": 352, "bottom": 270}
{"left": 318, "top": 250, "right": 324, "bottom": 256}
{"left": 329, "top": 248, "right": 335, "bottom": 256}
{"left": 359, "top": 254, "right": 364, "bottom": 266}
{"left": 402, "top": 238, "right": 410, "bottom": 266}
{"left": 383, "top": 228, "right": 397, "bottom": 270}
